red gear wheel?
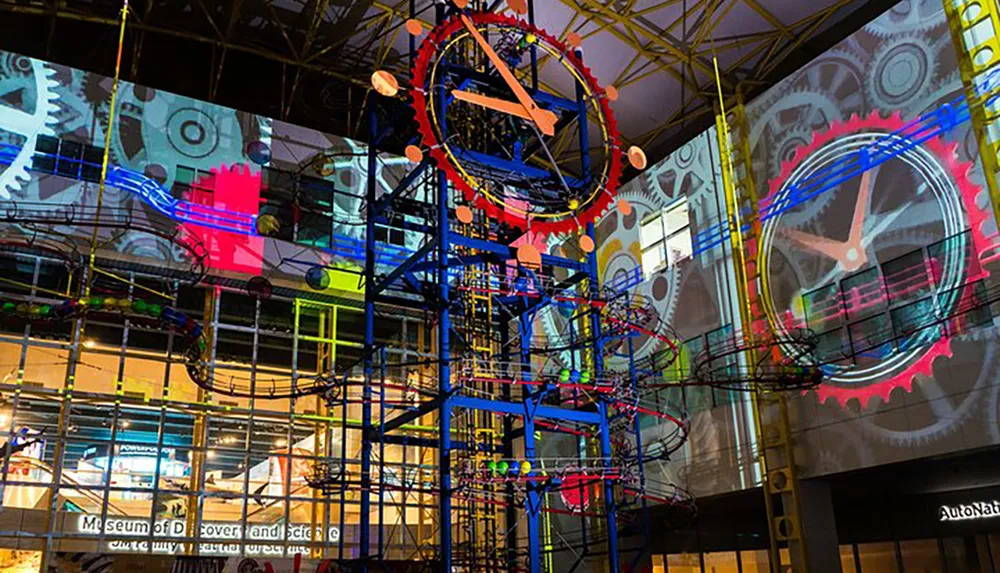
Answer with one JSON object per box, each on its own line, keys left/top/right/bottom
{"left": 410, "top": 12, "right": 622, "bottom": 236}
{"left": 761, "top": 111, "right": 989, "bottom": 408}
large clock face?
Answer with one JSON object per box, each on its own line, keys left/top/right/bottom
{"left": 411, "top": 12, "right": 622, "bottom": 235}
{"left": 757, "top": 112, "right": 988, "bottom": 407}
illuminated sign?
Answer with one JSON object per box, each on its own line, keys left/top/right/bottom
{"left": 117, "top": 444, "right": 176, "bottom": 457}
{"left": 78, "top": 515, "right": 340, "bottom": 556}
{"left": 939, "top": 501, "right": 1000, "bottom": 522}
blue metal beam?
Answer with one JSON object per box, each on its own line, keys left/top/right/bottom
{"left": 451, "top": 395, "right": 600, "bottom": 425}
{"left": 373, "top": 237, "right": 438, "bottom": 295}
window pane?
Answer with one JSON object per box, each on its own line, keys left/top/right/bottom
{"left": 666, "top": 553, "right": 701, "bottom": 573}
{"left": 740, "top": 550, "right": 770, "bottom": 573}
{"left": 703, "top": 551, "right": 738, "bottom": 572}
{"left": 664, "top": 201, "right": 690, "bottom": 233}
{"left": 840, "top": 545, "right": 858, "bottom": 573}
{"left": 899, "top": 539, "right": 942, "bottom": 573}
{"left": 642, "top": 246, "right": 665, "bottom": 278}
{"left": 942, "top": 537, "right": 970, "bottom": 572}
{"left": 666, "top": 227, "right": 693, "bottom": 264}
{"left": 857, "top": 541, "right": 898, "bottom": 573}
{"left": 652, "top": 555, "right": 665, "bottom": 573}
{"left": 640, "top": 215, "right": 664, "bottom": 249}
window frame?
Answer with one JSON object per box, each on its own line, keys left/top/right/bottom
{"left": 640, "top": 198, "right": 692, "bottom": 279}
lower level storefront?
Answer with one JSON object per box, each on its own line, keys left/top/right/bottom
{"left": 644, "top": 446, "right": 1000, "bottom": 572}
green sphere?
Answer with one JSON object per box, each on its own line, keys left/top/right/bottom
{"left": 487, "top": 460, "right": 498, "bottom": 474}
{"left": 559, "top": 368, "right": 571, "bottom": 383}
{"left": 133, "top": 299, "right": 147, "bottom": 314}
{"left": 1, "top": 302, "right": 14, "bottom": 313}
{"left": 497, "top": 461, "right": 509, "bottom": 474}
{"left": 580, "top": 370, "right": 591, "bottom": 384}
{"left": 38, "top": 305, "right": 51, "bottom": 316}
{"left": 88, "top": 297, "right": 103, "bottom": 309}
{"left": 148, "top": 304, "right": 162, "bottom": 317}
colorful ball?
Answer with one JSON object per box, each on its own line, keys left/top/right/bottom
{"left": 133, "top": 299, "right": 147, "bottom": 314}
{"left": 88, "top": 297, "right": 102, "bottom": 309}
{"left": 559, "top": 369, "right": 571, "bottom": 383}
{"left": 569, "top": 369, "right": 581, "bottom": 383}
{"left": 520, "top": 461, "right": 531, "bottom": 474}
{"left": 497, "top": 461, "right": 509, "bottom": 474}
{"left": 104, "top": 297, "right": 117, "bottom": 309}
{"left": 508, "top": 461, "right": 520, "bottom": 475}
{"left": 487, "top": 460, "right": 498, "bottom": 474}
{"left": 580, "top": 370, "right": 591, "bottom": 384}
{"left": 1, "top": 302, "right": 14, "bottom": 313}
{"left": 148, "top": 304, "right": 162, "bottom": 318}
{"left": 38, "top": 305, "right": 51, "bottom": 317}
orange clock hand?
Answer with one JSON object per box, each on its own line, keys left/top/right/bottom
{"left": 848, "top": 165, "right": 878, "bottom": 249}
{"left": 453, "top": 90, "right": 559, "bottom": 125}
{"left": 458, "top": 13, "right": 557, "bottom": 136}
{"left": 782, "top": 227, "right": 848, "bottom": 261}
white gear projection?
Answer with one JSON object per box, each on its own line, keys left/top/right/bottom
{"left": 0, "top": 58, "right": 59, "bottom": 198}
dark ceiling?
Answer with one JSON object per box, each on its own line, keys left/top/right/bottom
{"left": 0, "top": 0, "right": 905, "bottom": 170}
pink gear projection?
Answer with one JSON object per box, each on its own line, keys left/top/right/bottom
{"left": 181, "top": 164, "right": 265, "bottom": 276}
{"left": 410, "top": 12, "right": 622, "bottom": 236}
{"left": 763, "top": 111, "right": 989, "bottom": 409}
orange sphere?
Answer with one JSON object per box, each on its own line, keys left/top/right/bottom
{"left": 507, "top": 0, "right": 528, "bottom": 14}
{"left": 617, "top": 198, "right": 633, "bottom": 217}
{"left": 517, "top": 244, "right": 542, "bottom": 267}
{"left": 579, "top": 235, "right": 595, "bottom": 253}
{"left": 371, "top": 70, "right": 399, "bottom": 97}
{"left": 606, "top": 85, "right": 619, "bottom": 102}
{"left": 456, "top": 205, "right": 474, "bottom": 224}
{"left": 454, "top": 0, "right": 468, "bottom": 8}
{"left": 405, "top": 19, "right": 423, "bottom": 36}
{"left": 566, "top": 32, "right": 582, "bottom": 48}
{"left": 627, "top": 146, "right": 647, "bottom": 170}
{"left": 405, "top": 145, "right": 424, "bottom": 163}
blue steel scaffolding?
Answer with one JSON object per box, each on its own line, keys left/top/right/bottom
{"left": 356, "top": 2, "right": 644, "bottom": 570}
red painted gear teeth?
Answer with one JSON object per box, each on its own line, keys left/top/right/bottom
{"left": 765, "top": 111, "right": 988, "bottom": 409}
{"left": 407, "top": 11, "right": 623, "bottom": 237}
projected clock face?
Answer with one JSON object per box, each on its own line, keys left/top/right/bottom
{"left": 410, "top": 12, "right": 622, "bottom": 235}
{"left": 757, "top": 113, "right": 987, "bottom": 408}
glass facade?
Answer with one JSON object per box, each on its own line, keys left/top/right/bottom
{"left": 0, "top": 250, "right": 432, "bottom": 559}
{"left": 656, "top": 536, "right": 1000, "bottom": 571}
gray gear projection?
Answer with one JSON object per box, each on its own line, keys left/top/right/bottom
{"left": 0, "top": 54, "right": 59, "bottom": 199}
{"left": 99, "top": 84, "right": 273, "bottom": 193}
{"left": 746, "top": 47, "right": 866, "bottom": 227}
{"left": 864, "top": 33, "right": 938, "bottom": 112}
{"left": 863, "top": 0, "right": 945, "bottom": 37}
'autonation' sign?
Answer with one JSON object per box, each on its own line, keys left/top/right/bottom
{"left": 939, "top": 500, "right": 1000, "bottom": 522}
{"left": 78, "top": 515, "right": 340, "bottom": 556}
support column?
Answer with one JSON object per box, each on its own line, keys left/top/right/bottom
{"left": 360, "top": 99, "right": 378, "bottom": 570}
{"left": 437, "top": 157, "right": 453, "bottom": 573}
{"left": 796, "top": 480, "right": 842, "bottom": 573}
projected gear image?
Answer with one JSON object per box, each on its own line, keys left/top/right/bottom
{"left": 863, "top": 33, "right": 939, "bottom": 112}
{"left": 100, "top": 86, "right": 272, "bottom": 193}
{"left": 757, "top": 111, "right": 989, "bottom": 410}
{"left": 863, "top": 0, "right": 946, "bottom": 37}
{"left": 410, "top": 12, "right": 623, "bottom": 235}
{"left": 0, "top": 55, "right": 59, "bottom": 199}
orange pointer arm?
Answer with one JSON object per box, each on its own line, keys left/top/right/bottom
{"left": 453, "top": 90, "right": 558, "bottom": 125}
{"left": 458, "top": 13, "right": 557, "bottom": 136}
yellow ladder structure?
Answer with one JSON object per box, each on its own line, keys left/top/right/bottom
{"left": 459, "top": 212, "right": 504, "bottom": 568}
{"left": 945, "top": 0, "right": 1000, "bottom": 227}
{"left": 714, "top": 79, "right": 809, "bottom": 573}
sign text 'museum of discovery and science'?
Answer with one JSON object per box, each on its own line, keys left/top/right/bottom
{"left": 79, "top": 515, "right": 340, "bottom": 556}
